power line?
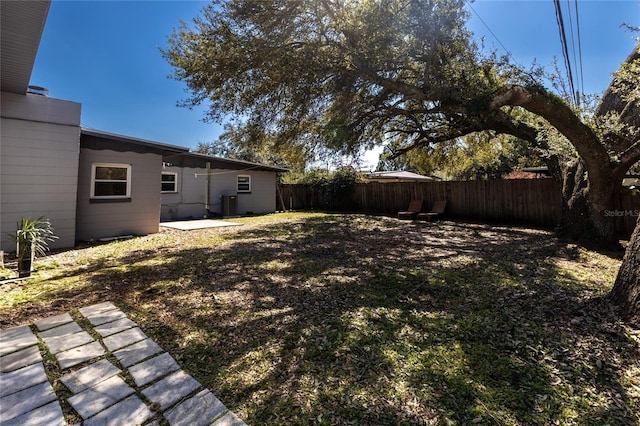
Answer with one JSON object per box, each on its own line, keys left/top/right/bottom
{"left": 564, "top": 0, "right": 580, "bottom": 104}
{"left": 574, "top": 0, "right": 585, "bottom": 102}
{"left": 465, "top": 0, "right": 513, "bottom": 60}
{"left": 553, "top": 0, "right": 578, "bottom": 105}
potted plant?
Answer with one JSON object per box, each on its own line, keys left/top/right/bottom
{"left": 10, "top": 216, "right": 57, "bottom": 277}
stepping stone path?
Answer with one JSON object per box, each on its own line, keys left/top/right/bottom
{"left": 0, "top": 301, "right": 246, "bottom": 426}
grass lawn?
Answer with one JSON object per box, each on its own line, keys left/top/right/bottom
{"left": 1, "top": 212, "right": 639, "bottom": 425}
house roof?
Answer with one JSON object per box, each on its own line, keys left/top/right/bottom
{"left": 81, "top": 128, "right": 189, "bottom": 155}
{"left": 1, "top": 1, "right": 50, "bottom": 94}
{"left": 365, "top": 170, "right": 436, "bottom": 182}
{"left": 81, "top": 129, "right": 287, "bottom": 172}
{"left": 164, "top": 152, "right": 289, "bottom": 173}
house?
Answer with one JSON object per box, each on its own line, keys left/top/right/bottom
{"left": 0, "top": 1, "right": 285, "bottom": 252}
{"left": 504, "top": 166, "right": 552, "bottom": 179}
{"left": 1, "top": 1, "right": 81, "bottom": 251}
{"left": 364, "top": 170, "right": 438, "bottom": 183}
{"left": 76, "top": 129, "right": 188, "bottom": 242}
{"left": 160, "top": 153, "right": 287, "bottom": 221}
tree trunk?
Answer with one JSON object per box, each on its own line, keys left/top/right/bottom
{"left": 556, "top": 159, "right": 619, "bottom": 247}
{"left": 609, "top": 214, "right": 640, "bottom": 322}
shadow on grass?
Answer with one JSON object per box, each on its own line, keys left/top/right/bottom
{"left": 5, "top": 214, "right": 637, "bottom": 424}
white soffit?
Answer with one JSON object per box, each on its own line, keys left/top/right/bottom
{"left": 1, "top": 0, "right": 51, "bottom": 94}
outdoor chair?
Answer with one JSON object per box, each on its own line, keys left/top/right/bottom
{"left": 398, "top": 199, "right": 423, "bottom": 220}
{"left": 417, "top": 200, "right": 447, "bottom": 221}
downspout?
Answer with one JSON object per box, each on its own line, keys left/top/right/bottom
{"left": 206, "top": 162, "right": 211, "bottom": 213}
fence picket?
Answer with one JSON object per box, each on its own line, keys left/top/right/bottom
{"left": 278, "top": 180, "right": 639, "bottom": 237}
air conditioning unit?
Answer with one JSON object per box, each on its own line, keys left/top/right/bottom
{"left": 221, "top": 195, "right": 238, "bottom": 217}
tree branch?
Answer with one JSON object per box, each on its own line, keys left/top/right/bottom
{"left": 490, "top": 85, "right": 614, "bottom": 187}
{"left": 347, "top": 57, "right": 427, "bottom": 101}
{"left": 614, "top": 138, "right": 640, "bottom": 180}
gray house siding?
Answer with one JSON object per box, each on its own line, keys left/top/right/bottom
{"left": 243, "top": 171, "right": 277, "bottom": 214}
{"left": 161, "top": 167, "right": 277, "bottom": 221}
{"left": 76, "top": 149, "right": 163, "bottom": 241}
{"left": 160, "top": 166, "right": 206, "bottom": 220}
{"left": 0, "top": 92, "right": 81, "bottom": 251}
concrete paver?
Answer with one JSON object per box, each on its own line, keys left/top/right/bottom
{"left": 164, "top": 389, "right": 227, "bottom": 426}
{"left": 102, "top": 326, "right": 147, "bottom": 352}
{"left": 0, "top": 362, "right": 47, "bottom": 397}
{"left": 33, "top": 313, "right": 73, "bottom": 331}
{"left": 0, "top": 381, "right": 57, "bottom": 422}
{"left": 93, "top": 317, "right": 136, "bottom": 337}
{"left": 1, "top": 302, "right": 246, "bottom": 425}
{"left": 67, "top": 375, "right": 135, "bottom": 419}
{"left": 0, "top": 346, "right": 42, "bottom": 373}
{"left": 0, "top": 325, "right": 38, "bottom": 357}
{"left": 38, "top": 321, "right": 83, "bottom": 339}
{"left": 0, "top": 324, "right": 32, "bottom": 340}
{"left": 113, "top": 338, "right": 163, "bottom": 367}
{"left": 78, "top": 301, "right": 118, "bottom": 317}
{"left": 85, "top": 309, "right": 127, "bottom": 326}
{"left": 60, "top": 359, "right": 121, "bottom": 393}
{"left": 1, "top": 400, "right": 65, "bottom": 426}
{"left": 128, "top": 352, "right": 180, "bottom": 387}
{"left": 57, "top": 341, "right": 105, "bottom": 370}
{"left": 42, "top": 330, "right": 94, "bottom": 354}
{"left": 142, "top": 370, "right": 201, "bottom": 411}
{"left": 83, "top": 394, "right": 153, "bottom": 426}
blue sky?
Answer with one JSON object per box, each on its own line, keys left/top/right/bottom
{"left": 31, "top": 1, "right": 639, "bottom": 168}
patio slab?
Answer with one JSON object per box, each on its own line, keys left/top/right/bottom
{"left": 164, "top": 389, "right": 227, "bottom": 426}
{"left": 160, "top": 219, "right": 241, "bottom": 230}
{"left": 1, "top": 400, "right": 65, "bottom": 426}
{"left": 128, "top": 352, "right": 180, "bottom": 387}
{"left": 0, "top": 345, "right": 42, "bottom": 373}
{"left": 60, "top": 359, "right": 121, "bottom": 393}
{"left": 142, "top": 370, "right": 201, "bottom": 411}
{"left": 57, "top": 341, "right": 105, "bottom": 369}
{"left": 1, "top": 362, "right": 48, "bottom": 397}
{"left": 0, "top": 325, "right": 38, "bottom": 357}
{"left": 33, "top": 313, "right": 73, "bottom": 331}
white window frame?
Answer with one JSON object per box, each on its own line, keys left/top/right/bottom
{"left": 237, "top": 175, "right": 251, "bottom": 193}
{"left": 90, "top": 163, "right": 132, "bottom": 199}
{"left": 161, "top": 171, "right": 178, "bottom": 193}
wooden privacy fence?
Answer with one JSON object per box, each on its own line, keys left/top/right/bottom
{"left": 278, "top": 180, "right": 640, "bottom": 236}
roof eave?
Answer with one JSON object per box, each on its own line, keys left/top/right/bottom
{"left": 81, "top": 128, "right": 189, "bottom": 154}
{"left": 0, "top": 1, "right": 51, "bottom": 94}
{"left": 167, "top": 151, "right": 288, "bottom": 173}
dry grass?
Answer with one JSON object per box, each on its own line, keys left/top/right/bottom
{"left": 1, "top": 212, "right": 638, "bottom": 425}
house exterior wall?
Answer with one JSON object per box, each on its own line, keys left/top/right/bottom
{"left": 160, "top": 167, "right": 277, "bottom": 221}
{"left": 76, "top": 149, "right": 162, "bottom": 241}
{"left": 0, "top": 92, "right": 81, "bottom": 251}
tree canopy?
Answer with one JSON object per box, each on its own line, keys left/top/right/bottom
{"left": 164, "top": 0, "right": 501, "bottom": 158}
{"left": 377, "top": 132, "right": 544, "bottom": 180}
{"left": 164, "top": 0, "right": 638, "bottom": 175}
{"left": 163, "top": 0, "right": 640, "bottom": 244}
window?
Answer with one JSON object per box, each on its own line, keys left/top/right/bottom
{"left": 91, "top": 163, "right": 131, "bottom": 199}
{"left": 161, "top": 172, "right": 178, "bottom": 193}
{"left": 237, "top": 175, "right": 251, "bottom": 192}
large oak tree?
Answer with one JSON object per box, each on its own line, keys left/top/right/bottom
{"left": 163, "top": 0, "right": 640, "bottom": 320}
